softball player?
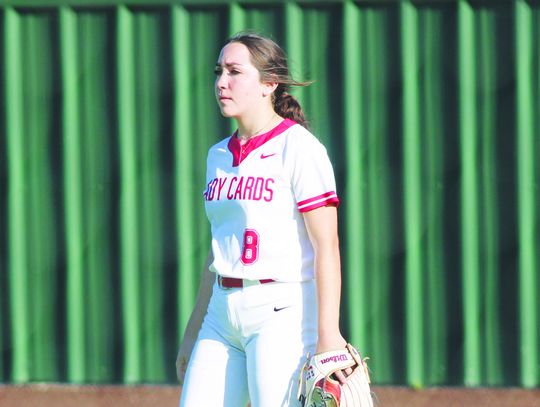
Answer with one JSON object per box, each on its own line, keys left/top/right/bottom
{"left": 177, "top": 32, "right": 350, "bottom": 407}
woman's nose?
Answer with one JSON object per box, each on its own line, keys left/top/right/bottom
{"left": 216, "top": 72, "right": 227, "bottom": 89}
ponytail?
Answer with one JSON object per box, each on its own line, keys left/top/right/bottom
{"left": 273, "top": 90, "right": 309, "bottom": 129}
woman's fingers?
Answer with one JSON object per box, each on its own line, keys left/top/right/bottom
{"left": 333, "top": 367, "right": 353, "bottom": 385}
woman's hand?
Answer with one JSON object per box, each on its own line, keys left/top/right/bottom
{"left": 316, "top": 331, "right": 352, "bottom": 385}
{"left": 176, "top": 339, "right": 194, "bottom": 385}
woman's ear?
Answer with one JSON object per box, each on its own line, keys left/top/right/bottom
{"left": 262, "top": 82, "right": 279, "bottom": 98}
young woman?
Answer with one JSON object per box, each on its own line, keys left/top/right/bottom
{"left": 176, "top": 32, "right": 351, "bottom": 407}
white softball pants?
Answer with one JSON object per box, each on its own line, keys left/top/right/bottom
{"left": 179, "top": 278, "right": 317, "bottom": 407}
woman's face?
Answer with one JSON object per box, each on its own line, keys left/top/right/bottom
{"left": 214, "top": 42, "right": 271, "bottom": 118}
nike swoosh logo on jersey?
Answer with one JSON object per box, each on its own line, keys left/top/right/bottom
{"left": 260, "top": 153, "right": 276, "bottom": 159}
{"left": 273, "top": 306, "right": 290, "bottom": 312}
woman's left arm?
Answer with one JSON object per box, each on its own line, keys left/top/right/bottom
{"left": 303, "top": 205, "right": 348, "bottom": 355}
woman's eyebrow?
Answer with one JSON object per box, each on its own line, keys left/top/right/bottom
{"left": 215, "top": 62, "right": 243, "bottom": 68}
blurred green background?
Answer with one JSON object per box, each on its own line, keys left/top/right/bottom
{"left": 0, "top": 0, "right": 539, "bottom": 389}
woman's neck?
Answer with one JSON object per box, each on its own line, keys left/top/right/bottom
{"left": 236, "top": 111, "right": 280, "bottom": 143}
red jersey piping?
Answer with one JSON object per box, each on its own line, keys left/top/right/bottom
{"left": 297, "top": 192, "right": 340, "bottom": 212}
{"left": 228, "top": 118, "right": 296, "bottom": 167}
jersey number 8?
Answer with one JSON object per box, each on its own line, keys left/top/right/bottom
{"left": 241, "top": 229, "right": 259, "bottom": 265}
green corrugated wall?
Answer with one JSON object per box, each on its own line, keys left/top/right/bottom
{"left": 0, "top": 0, "right": 539, "bottom": 388}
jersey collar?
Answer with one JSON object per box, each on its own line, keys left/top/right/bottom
{"left": 228, "top": 118, "right": 296, "bottom": 167}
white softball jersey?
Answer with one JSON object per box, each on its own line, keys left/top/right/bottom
{"left": 204, "top": 118, "right": 339, "bottom": 282}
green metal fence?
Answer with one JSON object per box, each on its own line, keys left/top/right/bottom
{"left": 1, "top": 0, "right": 539, "bottom": 388}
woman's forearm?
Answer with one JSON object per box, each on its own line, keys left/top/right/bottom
{"left": 303, "top": 206, "right": 347, "bottom": 353}
{"left": 182, "top": 258, "right": 214, "bottom": 342}
{"left": 315, "top": 244, "right": 343, "bottom": 342}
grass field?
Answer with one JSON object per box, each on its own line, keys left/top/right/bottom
{"left": 0, "top": 384, "right": 539, "bottom": 406}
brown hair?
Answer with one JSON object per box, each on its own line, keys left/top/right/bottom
{"left": 224, "top": 32, "right": 312, "bottom": 129}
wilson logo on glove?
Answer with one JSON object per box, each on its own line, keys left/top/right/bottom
{"left": 298, "top": 344, "right": 374, "bottom": 407}
{"left": 320, "top": 354, "right": 349, "bottom": 364}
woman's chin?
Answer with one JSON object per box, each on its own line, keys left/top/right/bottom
{"left": 219, "top": 108, "right": 237, "bottom": 118}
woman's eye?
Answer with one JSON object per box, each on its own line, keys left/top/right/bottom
{"left": 214, "top": 67, "right": 240, "bottom": 76}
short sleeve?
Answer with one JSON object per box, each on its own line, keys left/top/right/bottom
{"left": 287, "top": 128, "right": 340, "bottom": 212}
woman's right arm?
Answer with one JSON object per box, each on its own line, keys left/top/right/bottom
{"left": 176, "top": 250, "right": 215, "bottom": 384}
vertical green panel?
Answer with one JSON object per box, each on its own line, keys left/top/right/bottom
{"left": 172, "top": 3, "right": 196, "bottom": 349}
{"left": 458, "top": 0, "right": 481, "bottom": 386}
{"left": 0, "top": 6, "right": 6, "bottom": 383}
{"left": 417, "top": 4, "right": 456, "bottom": 385}
{"left": 135, "top": 8, "right": 157, "bottom": 383}
{"left": 421, "top": 7, "right": 443, "bottom": 384}
{"left": 117, "top": 6, "right": 177, "bottom": 382}
{"left": 367, "top": 4, "right": 401, "bottom": 384}
{"left": 77, "top": 8, "right": 117, "bottom": 383}
{"left": 8, "top": 8, "right": 60, "bottom": 382}
{"left": 474, "top": 2, "right": 516, "bottom": 386}
{"left": 284, "top": 2, "right": 305, "bottom": 103}
{"left": 117, "top": 5, "right": 141, "bottom": 383}
{"left": 27, "top": 11, "right": 59, "bottom": 380}
{"left": 244, "top": 4, "right": 282, "bottom": 38}
{"left": 516, "top": 0, "right": 539, "bottom": 388}
{"left": 229, "top": 1, "right": 245, "bottom": 35}
{"left": 477, "top": 7, "right": 502, "bottom": 385}
{"left": 401, "top": 0, "right": 423, "bottom": 388}
{"left": 301, "top": 5, "right": 342, "bottom": 151}
{"left": 5, "top": 6, "right": 30, "bottom": 383}
{"left": 61, "top": 8, "right": 118, "bottom": 383}
{"left": 60, "top": 6, "right": 85, "bottom": 383}
{"left": 136, "top": 9, "right": 159, "bottom": 381}
{"left": 342, "top": 0, "right": 367, "bottom": 353}
{"left": 134, "top": 7, "right": 172, "bottom": 382}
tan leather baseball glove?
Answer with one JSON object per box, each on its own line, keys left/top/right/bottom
{"left": 298, "top": 343, "right": 374, "bottom": 406}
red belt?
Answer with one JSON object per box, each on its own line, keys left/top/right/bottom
{"left": 217, "top": 276, "right": 275, "bottom": 289}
